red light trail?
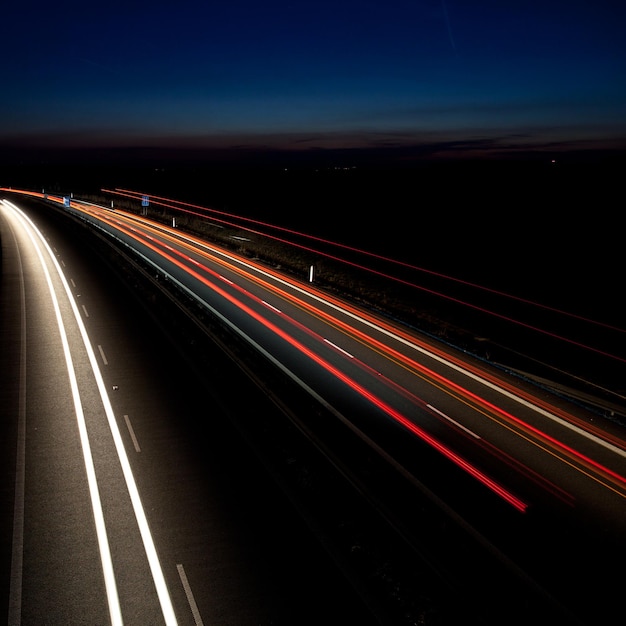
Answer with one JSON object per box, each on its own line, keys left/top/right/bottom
{"left": 78, "top": 205, "right": 531, "bottom": 512}
{"left": 4, "top": 188, "right": 625, "bottom": 515}
{"left": 103, "top": 188, "right": 626, "bottom": 366}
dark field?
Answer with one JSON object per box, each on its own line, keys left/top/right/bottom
{"left": 5, "top": 157, "right": 622, "bottom": 315}
{"left": 3, "top": 156, "right": 625, "bottom": 399}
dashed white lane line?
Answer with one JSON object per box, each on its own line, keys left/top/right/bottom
{"left": 123, "top": 415, "right": 141, "bottom": 453}
{"left": 177, "top": 564, "right": 204, "bottom": 626}
{"left": 97, "top": 344, "right": 108, "bottom": 366}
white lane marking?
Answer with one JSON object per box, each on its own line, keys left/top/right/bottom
{"left": 3, "top": 202, "right": 27, "bottom": 625}
{"left": 124, "top": 415, "right": 141, "bottom": 452}
{"left": 177, "top": 564, "right": 204, "bottom": 626}
{"left": 98, "top": 344, "right": 109, "bottom": 366}
{"left": 262, "top": 300, "right": 281, "bottom": 314}
{"left": 427, "top": 404, "right": 481, "bottom": 439}
{"left": 10, "top": 202, "right": 179, "bottom": 625}
{"left": 6, "top": 202, "right": 123, "bottom": 625}
{"left": 181, "top": 236, "right": 625, "bottom": 457}
{"left": 64, "top": 199, "right": 626, "bottom": 458}
{"left": 70, "top": 278, "right": 76, "bottom": 288}
{"left": 324, "top": 338, "right": 354, "bottom": 359}
{"left": 82, "top": 304, "right": 89, "bottom": 318}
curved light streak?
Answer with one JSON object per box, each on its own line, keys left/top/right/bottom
{"left": 6, "top": 189, "right": 626, "bottom": 508}
{"left": 2, "top": 201, "right": 124, "bottom": 626}
{"left": 111, "top": 188, "right": 626, "bottom": 335}
{"left": 4, "top": 200, "right": 178, "bottom": 625}
{"left": 106, "top": 188, "right": 626, "bottom": 356}
{"left": 53, "top": 196, "right": 626, "bottom": 494}
{"left": 74, "top": 209, "right": 529, "bottom": 511}
{"left": 95, "top": 203, "right": 626, "bottom": 465}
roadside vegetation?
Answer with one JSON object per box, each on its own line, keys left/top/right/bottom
{"left": 75, "top": 189, "right": 626, "bottom": 419}
{"left": 79, "top": 191, "right": 476, "bottom": 346}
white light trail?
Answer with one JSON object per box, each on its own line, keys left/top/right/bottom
{"left": 4, "top": 201, "right": 178, "bottom": 625}
{"left": 3, "top": 201, "right": 123, "bottom": 625}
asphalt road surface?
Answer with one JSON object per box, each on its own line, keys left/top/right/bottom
{"left": 0, "top": 197, "right": 384, "bottom": 625}
{"left": 2, "top": 192, "right": 625, "bottom": 626}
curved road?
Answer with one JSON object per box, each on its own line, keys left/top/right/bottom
{"left": 0, "top": 195, "right": 381, "bottom": 625}
{"left": 2, "top": 190, "right": 625, "bottom": 625}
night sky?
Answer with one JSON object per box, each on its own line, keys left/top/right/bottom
{"left": 2, "top": 1, "right": 625, "bottom": 166}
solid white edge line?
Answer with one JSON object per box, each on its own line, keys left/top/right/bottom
{"left": 4, "top": 203, "right": 27, "bottom": 626}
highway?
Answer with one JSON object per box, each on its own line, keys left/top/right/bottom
{"left": 0, "top": 195, "right": 382, "bottom": 626}
{"left": 2, "top": 189, "right": 625, "bottom": 625}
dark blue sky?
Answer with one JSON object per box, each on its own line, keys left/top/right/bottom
{"left": 2, "top": 1, "right": 625, "bottom": 164}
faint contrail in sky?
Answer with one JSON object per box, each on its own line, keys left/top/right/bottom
{"left": 441, "top": 0, "right": 457, "bottom": 51}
